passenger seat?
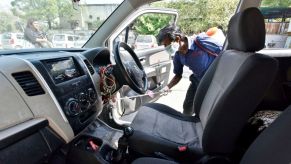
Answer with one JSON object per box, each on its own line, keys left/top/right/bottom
{"left": 132, "top": 104, "right": 291, "bottom": 164}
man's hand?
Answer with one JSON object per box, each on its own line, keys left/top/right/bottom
{"left": 161, "top": 86, "right": 171, "bottom": 95}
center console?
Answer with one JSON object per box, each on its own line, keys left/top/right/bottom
{"left": 25, "top": 52, "right": 126, "bottom": 163}
{"left": 67, "top": 119, "right": 124, "bottom": 164}
{"left": 31, "top": 54, "right": 98, "bottom": 134}
{"left": 67, "top": 135, "right": 115, "bottom": 164}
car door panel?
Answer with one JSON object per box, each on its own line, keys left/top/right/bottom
{"left": 118, "top": 47, "right": 171, "bottom": 114}
{"left": 108, "top": 8, "right": 177, "bottom": 116}
{"left": 138, "top": 48, "right": 171, "bottom": 90}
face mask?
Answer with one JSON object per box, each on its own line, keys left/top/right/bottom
{"left": 172, "top": 42, "right": 179, "bottom": 49}
{"left": 165, "top": 44, "right": 176, "bottom": 55}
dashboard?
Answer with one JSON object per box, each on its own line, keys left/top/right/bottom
{"left": 31, "top": 54, "right": 99, "bottom": 134}
{"left": 0, "top": 44, "right": 162, "bottom": 163}
{"left": 0, "top": 49, "right": 106, "bottom": 143}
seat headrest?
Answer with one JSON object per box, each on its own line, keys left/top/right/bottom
{"left": 227, "top": 7, "right": 265, "bottom": 52}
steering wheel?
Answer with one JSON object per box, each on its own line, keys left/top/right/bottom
{"left": 114, "top": 42, "right": 148, "bottom": 94}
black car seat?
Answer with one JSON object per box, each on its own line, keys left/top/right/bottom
{"left": 132, "top": 105, "right": 291, "bottom": 164}
{"left": 128, "top": 7, "right": 278, "bottom": 162}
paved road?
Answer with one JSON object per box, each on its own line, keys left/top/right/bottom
{"left": 156, "top": 64, "right": 192, "bottom": 113}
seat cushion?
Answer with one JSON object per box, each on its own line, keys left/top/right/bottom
{"left": 130, "top": 103, "right": 203, "bottom": 160}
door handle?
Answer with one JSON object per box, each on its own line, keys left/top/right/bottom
{"left": 139, "top": 57, "right": 146, "bottom": 61}
{"left": 139, "top": 57, "right": 146, "bottom": 64}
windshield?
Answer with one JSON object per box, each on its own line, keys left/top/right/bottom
{"left": 0, "top": 0, "right": 124, "bottom": 50}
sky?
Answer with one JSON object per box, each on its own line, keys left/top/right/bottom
{"left": 0, "top": 0, "right": 12, "bottom": 13}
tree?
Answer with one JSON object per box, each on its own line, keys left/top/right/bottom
{"left": 10, "top": 0, "right": 74, "bottom": 29}
{"left": 0, "top": 12, "right": 15, "bottom": 32}
{"left": 206, "top": 0, "right": 238, "bottom": 32}
{"left": 166, "top": 0, "right": 209, "bottom": 34}
{"left": 133, "top": 13, "right": 172, "bottom": 35}
{"left": 152, "top": 0, "right": 239, "bottom": 34}
{"left": 261, "top": 0, "right": 291, "bottom": 7}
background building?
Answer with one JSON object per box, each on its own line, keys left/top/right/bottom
{"left": 60, "top": 0, "right": 123, "bottom": 30}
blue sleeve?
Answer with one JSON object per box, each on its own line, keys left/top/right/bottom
{"left": 173, "top": 52, "right": 183, "bottom": 76}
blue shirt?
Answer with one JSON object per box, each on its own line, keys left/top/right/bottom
{"left": 173, "top": 49, "right": 215, "bottom": 80}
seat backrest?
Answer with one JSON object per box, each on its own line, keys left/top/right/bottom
{"left": 193, "top": 7, "right": 279, "bottom": 155}
{"left": 240, "top": 105, "right": 291, "bottom": 164}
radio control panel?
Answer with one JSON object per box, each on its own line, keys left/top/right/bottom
{"left": 31, "top": 54, "right": 98, "bottom": 134}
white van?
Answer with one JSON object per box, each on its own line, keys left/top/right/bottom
{"left": 1, "top": 33, "right": 34, "bottom": 49}
{"left": 52, "top": 34, "right": 79, "bottom": 48}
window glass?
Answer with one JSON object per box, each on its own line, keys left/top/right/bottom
{"left": 114, "top": 13, "right": 176, "bottom": 50}
{"left": 260, "top": 1, "right": 291, "bottom": 48}
{"left": 0, "top": 0, "right": 124, "bottom": 50}
{"left": 151, "top": 0, "right": 239, "bottom": 36}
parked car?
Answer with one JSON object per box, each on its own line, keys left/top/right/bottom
{"left": 74, "top": 35, "right": 90, "bottom": 48}
{"left": 52, "top": 34, "right": 79, "bottom": 48}
{"left": 1, "top": 32, "right": 34, "bottom": 49}
{"left": 134, "top": 34, "right": 158, "bottom": 50}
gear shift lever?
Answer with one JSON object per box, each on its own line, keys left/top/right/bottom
{"left": 123, "top": 126, "right": 134, "bottom": 138}
{"left": 113, "top": 126, "right": 134, "bottom": 162}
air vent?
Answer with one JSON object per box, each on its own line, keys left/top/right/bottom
{"left": 12, "top": 71, "right": 45, "bottom": 96}
{"left": 84, "top": 60, "right": 95, "bottom": 75}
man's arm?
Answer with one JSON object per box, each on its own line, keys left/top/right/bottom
{"left": 167, "top": 74, "right": 182, "bottom": 89}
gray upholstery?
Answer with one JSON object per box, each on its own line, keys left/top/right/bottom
{"left": 129, "top": 7, "right": 278, "bottom": 161}
{"left": 200, "top": 51, "right": 278, "bottom": 154}
{"left": 227, "top": 7, "right": 265, "bottom": 52}
{"left": 133, "top": 106, "right": 291, "bottom": 164}
{"left": 130, "top": 103, "right": 203, "bottom": 161}
{"left": 131, "top": 105, "right": 200, "bottom": 144}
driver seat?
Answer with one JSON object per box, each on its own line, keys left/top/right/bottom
{"left": 128, "top": 7, "right": 278, "bottom": 162}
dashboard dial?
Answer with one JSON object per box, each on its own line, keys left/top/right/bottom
{"left": 66, "top": 99, "right": 81, "bottom": 116}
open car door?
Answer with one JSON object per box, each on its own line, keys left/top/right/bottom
{"left": 112, "top": 8, "right": 178, "bottom": 123}
{"left": 86, "top": 6, "right": 178, "bottom": 124}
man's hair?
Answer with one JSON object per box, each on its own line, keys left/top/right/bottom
{"left": 157, "top": 25, "right": 181, "bottom": 45}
